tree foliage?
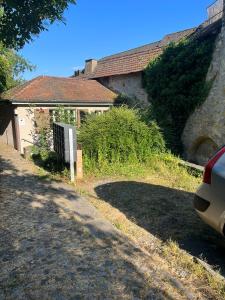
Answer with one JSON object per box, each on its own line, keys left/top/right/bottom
{"left": 0, "top": 43, "right": 34, "bottom": 93}
{"left": 0, "top": 0, "right": 76, "bottom": 49}
{"left": 144, "top": 34, "right": 218, "bottom": 153}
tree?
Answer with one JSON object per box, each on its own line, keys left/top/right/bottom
{"left": 0, "top": 0, "right": 76, "bottom": 49}
{"left": 0, "top": 43, "right": 34, "bottom": 92}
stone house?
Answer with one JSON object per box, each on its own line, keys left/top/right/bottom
{"left": 76, "top": 28, "right": 196, "bottom": 105}
{"left": 76, "top": 0, "right": 225, "bottom": 165}
{"left": 0, "top": 76, "right": 116, "bottom": 154}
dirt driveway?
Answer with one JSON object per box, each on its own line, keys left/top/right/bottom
{"left": 0, "top": 143, "right": 201, "bottom": 300}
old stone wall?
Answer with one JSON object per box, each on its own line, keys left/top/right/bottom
{"left": 99, "top": 72, "right": 149, "bottom": 107}
{"left": 182, "top": 8, "right": 225, "bottom": 165}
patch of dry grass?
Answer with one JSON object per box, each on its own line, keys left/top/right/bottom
{"left": 87, "top": 191, "right": 225, "bottom": 299}
{"left": 77, "top": 155, "right": 225, "bottom": 300}
{"left": 162, "top": 240, "right": 225, "bottom": 299}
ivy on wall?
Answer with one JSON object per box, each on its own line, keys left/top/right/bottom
{"left": 143, "top": 32, "right": 219, "bottom": 154}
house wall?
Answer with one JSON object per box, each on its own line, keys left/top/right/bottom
{"left": 182, "top": 12, "right": 225, "bottom": 165}
{"left": 15, "top": 106, "right": 35, "bottom": 153}
{"left": 0, "top": 104, "right": 15, "bottom": 148}
{"left": 15, "top": 105, "right": 111, "bottom": 154}
{"left": 98, "top": 72, "right": 149, "bottom": 106}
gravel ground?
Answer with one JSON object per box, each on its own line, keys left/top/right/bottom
{"left": 0, "top": 143, "right": 197, "bottom": 300}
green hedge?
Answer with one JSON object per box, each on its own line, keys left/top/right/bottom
{"left": 79, "top": 107, "right": 165, "bottom": 167}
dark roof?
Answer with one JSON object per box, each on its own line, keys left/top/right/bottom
{"left": 1, "top": 76, "right": 117, "bottom": 104}
{"left": 89, "top": 28, "right": 196, "bottom": 78}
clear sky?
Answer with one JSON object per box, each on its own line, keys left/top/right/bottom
{"left": 20, "top": 0, "right": 214, "bottom": 80}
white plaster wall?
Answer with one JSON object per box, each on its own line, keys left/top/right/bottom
{"left": 15, "top": 106, "right": 35, "bottom": 153}
{"left": 16, "top": 105, "right": 111, "bottom": 154}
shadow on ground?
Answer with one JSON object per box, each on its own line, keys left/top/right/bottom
{"left": 0, "top": 152, "right": 180, "bottom": 299}
{"left": 95, "top": 181, "right": 225, "bottom": 275}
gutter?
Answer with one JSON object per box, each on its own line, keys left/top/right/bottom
{"left": 0, "top": 99, "right": 11, "bottom": 105}
{"left": 9, "top": 101, "right": 115, "bottom": 107}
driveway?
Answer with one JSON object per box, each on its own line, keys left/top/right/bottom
{"left": 0, "top": 143, "right": 195, "bottom": 300}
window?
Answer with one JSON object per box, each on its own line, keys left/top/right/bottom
{"left": 94, "top": 110, "right": 103, "bottom": 115}
{"left": 77, "top": 109, "right": 89, "bottom": 127}
{"left": 34, "top": 108, "right": 50, "bottom": 133}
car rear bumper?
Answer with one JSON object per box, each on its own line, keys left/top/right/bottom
{"left": 194, "top": 195, "right": 210, "bottom": 212}
{"left": 195, "top": 183, "right": 225, "bottom": 235}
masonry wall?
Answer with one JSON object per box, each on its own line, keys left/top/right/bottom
{"left": 99, "top": 72, "right": 149, "bottom": 106}
{"left": 0, "top": 104, "right": 15, "bottom": 148}
{"left": 182, "top": 16, "right": 225, "bottom": 165}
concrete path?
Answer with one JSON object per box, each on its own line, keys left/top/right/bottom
{"left": 0, "top": 143, "right": 193, "bottom": 300}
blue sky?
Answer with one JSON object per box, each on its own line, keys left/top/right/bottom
{"left": 20, "top": 0, "right": 214, "bottom": 80}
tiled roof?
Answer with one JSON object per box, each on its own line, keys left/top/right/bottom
{"left": 1, "top": 76, "right": 117, "bottom": 104}
{"left": 89, "top": 28, "right": 196, "bottom": 78}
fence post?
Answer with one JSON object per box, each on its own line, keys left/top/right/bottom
{"left": 69, "top": 128, "right": 75, "bottom": 182}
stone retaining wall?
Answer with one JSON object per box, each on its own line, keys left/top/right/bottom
{"left": 182, "top": 1, "right": 225, "bottom": 165}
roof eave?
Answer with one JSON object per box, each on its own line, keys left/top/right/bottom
{"left": 0, "top": 99, "right": 11, "bottom": 105}
{"left": 92, "top": 69, "right": 144, "bottom": 79}
{"left": 10, "top": 100, "right": 115, "bottom": 106}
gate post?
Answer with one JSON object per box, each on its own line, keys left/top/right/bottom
{"left": 76, "top": 144, "right": 83, "bottom": 179}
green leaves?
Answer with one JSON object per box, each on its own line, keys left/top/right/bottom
{"left": 79, "top": 107, "right": 165, "bottom": 167}
{"left": 144, "top": 33, "right": 218, "bottom": 154}
{"left": 0, "top": 0, "right": 76, "bottom": 49}
{"left": 0, "top": 43, "right": 34, "bottom": 93}
{"left": 53, "top": 106, "right": 76, "bottom": 126}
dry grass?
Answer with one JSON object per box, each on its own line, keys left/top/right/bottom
{"left": 77, "top": 155, "right": 225, "bottom": 300}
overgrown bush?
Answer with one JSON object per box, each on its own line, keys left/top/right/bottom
{"left": 144, "top": 32, "right": 218, "bottom": 154}
{"left": 32, "top": 150, "right": 64, "bottom": 173}
{"left": 79, "top": 107, "right": 165, "bottom": 169}
{"left": 32, "top": 126, "right": 64, "bottom": 172}
{"left": 115, "top": 94, "right": 150, "bottom": 109}
{"left": 31, "top": 106, "right": 76, "bottom": 173}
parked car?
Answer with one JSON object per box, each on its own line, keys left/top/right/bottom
{"left": 194, "top": 146, "right": 225, "bottom": 235}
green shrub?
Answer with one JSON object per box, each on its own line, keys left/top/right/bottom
{"left": 31, "top": 127, "right": 64, "bottom": 172}
{"left": 32, "top": 150, "right": 65, "bottom": 173}
{"left": 31, "top": 107, "right": 75, "bottom": 173}
{"left": 79, "top": 107, "right": 165, "bottom": 168}
{"left": 144, "top": 32, "right": 219, "bottom": 154}
{"left": 115, "top": 94, "right": 150, "bottom": 109}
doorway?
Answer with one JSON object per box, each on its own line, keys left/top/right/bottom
{"left": 12, "top": 114, "right": 21, "bottom": 152}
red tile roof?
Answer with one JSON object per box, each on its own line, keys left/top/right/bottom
{"left": 89, "top": 28, "right": 196, "bottom": 78}
{"left": 1, "top": 76, "right": 117, "bottom": 104}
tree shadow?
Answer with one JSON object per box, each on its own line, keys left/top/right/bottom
{"left": 0, "top": 153, "right": 182, "bottom": 299}
{"left": 95, "top": 181, "right": 225, "bottom": 276}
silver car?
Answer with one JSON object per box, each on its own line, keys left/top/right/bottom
{"left": 194, "top": 146, "right": 225, "bottom": 235}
